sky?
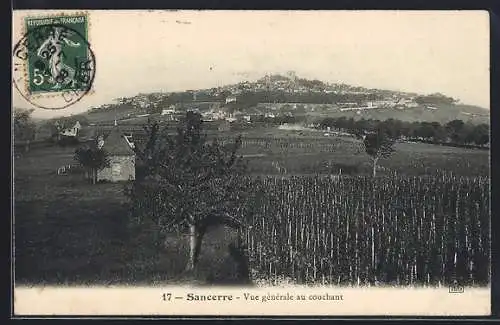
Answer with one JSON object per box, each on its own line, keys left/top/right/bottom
{"left": 12, "top": 10, "right": 490, "bottom": 119}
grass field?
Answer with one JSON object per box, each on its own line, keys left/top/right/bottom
{"left": 110, "top": 125, "right": 489, "bottom": 177}
{"left": 213, "top": 128, "right": 489, "bottom": 177}
{"left": 240, "top": 137, "right": 489, "bottom": 176}
{"left": 13, "top": 131, "right": 490, "bottom": 286}
{"left": 14, "top": 145, "right": 247, "bottom": 286}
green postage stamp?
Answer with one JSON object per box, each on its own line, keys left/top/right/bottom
{"left": 13, "top": 13, "right": 96, "bottom": 109}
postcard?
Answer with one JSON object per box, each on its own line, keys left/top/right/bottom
{"left": 12, "top": 10, "right": 491, "bottom": 317}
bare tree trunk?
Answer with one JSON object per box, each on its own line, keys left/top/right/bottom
{"left": 185, "top": 224, "right": 205, "bottom": 272}
{"left": 185, "top": 224, "right": 197, "bottom": 272}
{"left": 372, "top": 157, "right": 379, "bottom": 177}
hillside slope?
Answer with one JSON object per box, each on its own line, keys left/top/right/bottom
{"left": 35, "top": 74, "right": 490, "bottom": 125}
{"left": 306, "top": 104, "right": 489, "bottom": 124}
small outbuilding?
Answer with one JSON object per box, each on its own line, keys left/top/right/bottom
{"left": 96, "top": 127, "right": 136, "bottom": 182}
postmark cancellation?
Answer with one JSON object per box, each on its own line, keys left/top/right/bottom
{"left": 12, "top": 12, "right": 96, "bottom": 110}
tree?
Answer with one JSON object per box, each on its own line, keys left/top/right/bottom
{"left": 362, "top": 128, "right": 396, "bottom": 177}
{"left": 472, "top": 123, "right": 489, "bottom": 147}
{"left": 380, "top": 118, "right": 403, "bottom": 139}
{"left": 50, "top": 121, "right": 62, "bottom": 142}
{"left": 398, "top": 121, "right": 412, "bottom": 139}
{"left": 353, "top": 119, "right": 369, "bottom": 134}
{"left": 128, "top": 111, "right": 250, "bottom": 272}
{"left": 430, "top": 122, "right": 447, "bottom": 143}
{"left": 74, "top": 144, "right": 110, "bottom": 184}
{"left": 462, "top": 122, "right": 478, "bottom": 145}
{"left": 14, "top": 108, "right": 36, "bottom": 152}
{"left": 345, "top": 117, "right": 357, "bottom": 134}
{"left": 414, "top": 122, "right": 436, "bottom": 141}
{"left": 445, "top": 119, "right": 465, "bottom": 144}
{"left": 415, "top": 93, "right": 456, "bottom": 105}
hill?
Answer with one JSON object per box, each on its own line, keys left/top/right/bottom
{"left": 43, "top": 74, "right": 490, "bottom": 125}
{"left": 304, "top": 103, "right": 489, "bottom": 125}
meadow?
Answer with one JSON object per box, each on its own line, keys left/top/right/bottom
{"left": 13, "top": 131, "right": 490, "bottom": 286}
{"left": 236, "top": 135, "right": 489, "bottom": 177}
{"left": 131, "top": 126, "right": 489, "bottom": 177}
{"left": 14, "top": 145, "right": 250, "bottom": 285}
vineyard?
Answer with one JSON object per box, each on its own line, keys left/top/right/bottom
{"left": 236, "top": 175, "right": 490, "bottom": 287}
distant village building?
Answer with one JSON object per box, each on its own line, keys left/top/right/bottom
{"left": 162, "top": 114, "right": 177, "bottom": 121}
{"left": 96, "top": 128, "right": 136, "bottom": 182}
{"left": 214, "top": 110, "right": 226, "bottom": 120}
{"left": 161, "top": 106, "right": 177, "bottom": 121}
{"left": 201, "top": 112, "right": 214, "bottom": 121}
{"left": 225, "top": 95, "right": 237, "bottom": 104}
{"left": 60, "top": 121, "right": 81, "bottom": 137}
{"left": 210, "top": 102, "right": 222, "bottom": 111}
{"left": 123, "top": 134, "right": 135, "bottom": 149}
{"left": 278, "top": 123, "right": 306, "bottom": 131}
{"left": 187, "top": 108, "right": 200, "bottom": 114}
{"left": 161, "top": 106, "right": 176, "bottom": 115}
{"left": 404, "top": 100, "right": 419, "bottom": 108}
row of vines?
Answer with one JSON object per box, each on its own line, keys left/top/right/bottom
{"left": 133, "top": 134, "right": 341, "bottom": 152}
{"left": 237, "top": 175, "right": 490, "bottom": 286}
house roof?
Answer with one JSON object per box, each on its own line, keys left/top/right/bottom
{"left": 101, "top": 127, "right": 135, "bottom": 156}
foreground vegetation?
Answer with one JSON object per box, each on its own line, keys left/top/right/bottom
{"left": 13, "top": 118, "right": 490, "bottom": 286}
{"left": 241, "top": 176, "right": 490, "bottom": 286}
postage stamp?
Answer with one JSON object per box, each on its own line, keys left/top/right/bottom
{"left": 12, "top": 13, "right": 96, "bottom": 110}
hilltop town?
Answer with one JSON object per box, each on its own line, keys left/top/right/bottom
{"left": 86, "top": 72, "right": 488, "bottom": 126}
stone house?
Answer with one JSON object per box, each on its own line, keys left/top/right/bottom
{"left": 96, "top": 127, "right": 136, "bottom": 182}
